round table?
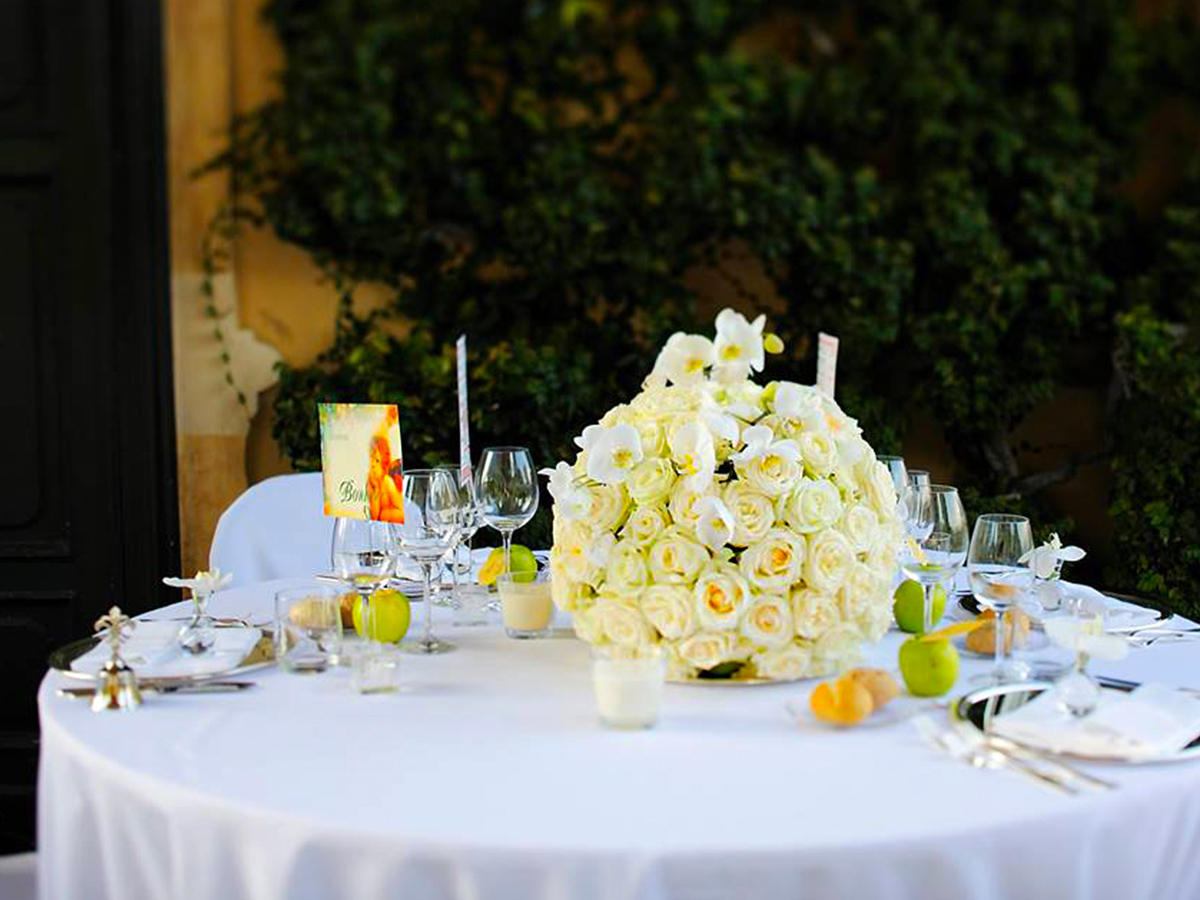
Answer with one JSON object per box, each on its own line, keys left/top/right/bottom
{"left": 38, "top": 579, "right": 1200, "bottom": 900}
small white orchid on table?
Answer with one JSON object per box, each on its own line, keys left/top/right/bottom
{"left": 163, "top": 569, "right": 232, "bottom": 655}
{"left": 1020, "top": 533, "right": 1085, "bottom": 612}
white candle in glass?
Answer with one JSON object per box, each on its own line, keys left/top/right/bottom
{"left": 591, "top": 646, "right": 666, "bottom": 729}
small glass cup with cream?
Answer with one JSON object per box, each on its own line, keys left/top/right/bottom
{"left": 497, "top": 572, "right": 553, "bottom": 638}
{"left": 591, "top": 644, "right": 666, "bottom": 729}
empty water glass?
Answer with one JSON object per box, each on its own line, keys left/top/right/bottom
{"left": 275, "top": 585, "right": 342, "bottom": 673}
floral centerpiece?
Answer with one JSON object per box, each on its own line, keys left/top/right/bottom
{"left": 541, "top": 309, "right": 905, "bottom": 681}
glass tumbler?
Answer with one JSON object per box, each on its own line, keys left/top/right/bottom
{"left": 275, "top": 585, "right": 343, "bottom": 673}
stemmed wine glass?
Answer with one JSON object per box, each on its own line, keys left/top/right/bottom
{"left": 475, "top": 447, "right": 539, "bottom": 578}
{"left": 437, "top": 464, "right": 482, "bottom": 598}
{"left": 968, "top": 513, "right": 1035, "bottom": 685}
{"left": 331, "top": 519, "right": 396, "bottom": 658}
{"left": 394, "top": 469, "right": 463, "bottom": 655}
{"left": 900, "top": 485, "right": 968, "bottom": 633}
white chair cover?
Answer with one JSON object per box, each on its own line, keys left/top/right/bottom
{"left": 0, "top": 852, "right": 37, "bottom": 900}
{"left": 208, "top": 473, "right": 331, "bottom": 587}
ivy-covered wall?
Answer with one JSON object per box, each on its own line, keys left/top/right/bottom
{"left": 205, "top": 0, "right": 1200, "bottom": 616}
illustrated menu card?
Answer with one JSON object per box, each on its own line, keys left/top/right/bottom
{"left": 318, "top": 403, "right": 404, "bottom": 522}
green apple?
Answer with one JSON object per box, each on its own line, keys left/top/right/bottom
{"left": 477, "top": 544, "right": 538, "bottom": 585}
{"left": 353, "top": 589, "right": 411, "bottom": 643}
{"left": 893, "top": 580, "right": 947, "bottom": 634}
{"left": 898, "top": 636, "right": 959, "bottom": 697}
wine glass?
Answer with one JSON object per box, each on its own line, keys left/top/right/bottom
{"left": 437, "top": 464, "right": 482, "bottom": 597}
{"left": 331, "top": 519, "right": 396, "bottom": 656}
{"left": 394, "top": 469, "right": 463, "bottom": 655}
{"left": 475, "top": 447, "right": 539, "bottom": 579}
{"left": 900, "top": 485, "right": 968, "bottom": 633}
{"left": 968, "top": 513, "right": 1035, "bottom": 685}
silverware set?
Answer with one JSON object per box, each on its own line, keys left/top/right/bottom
{"left": 915, "top": 715, "right": 1117, "bottom": 796}
{"left": 58, "top": 680, "right": 255, "bottom": 700}
{"left": 1125, "top": 628, "right": 1200, "bottom": 649}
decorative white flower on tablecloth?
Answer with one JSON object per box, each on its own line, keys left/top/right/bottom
{"left": 1020, "top": 533, "right": 1086, "bottom": 580}
{"left": 585, "top": 424, "right": 644, "bottom": 485}
{"left": 163, "top": 570, "right": 232, "bottom": 597}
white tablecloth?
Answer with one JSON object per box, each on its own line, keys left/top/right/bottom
{"left": 38, "top": 580, "right": 1200, "bottom": 900}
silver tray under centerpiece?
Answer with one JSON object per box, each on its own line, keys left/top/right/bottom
{"left": 49, "top": 624, "right": 276, "bottom": 685}
{"left": 953, "top": 681, "right": 1200, "bottom": 765}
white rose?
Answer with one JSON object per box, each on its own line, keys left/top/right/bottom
{"left": 621, "top": 505, "right": 669, "bottom": 547}
{"left": 723, "top": 482, "right": 776, "bottom": 546}
{"left": 838, "top": 503, "right": 880, "bottom": 554}
{"left": 805, "top": 528, "right": 856, "bottom": 594}
{"left": 797, "top": 430, "right": 837, "bottom": 477}
{"left": 857, "top": 456, "right": 897, "bottom": 518}
{"left": 550, "top": 560, "right": 591, "bottom": 611}
{"left": 596, "top": 599, "right": 655, "bottom": 648}
{"left": 791, "top": 587, "right": 840, "bottom": 639}
{"left": 813, "top": 622, "right": 864, "bottom": 675}
{"left": 589, "top": 482, "right": 631, "bottom": 532}
{"left": 640, "top": 584, "right": 698, "bottom": 640}
{"left": 751, "top": 641, "right": 815, "bottom": 680}
{"left": 694, "top": 564, "right": 751, "bottom": 630}
{"left": 571, "top": 602, "right": 605, "bottom": 644}
{"left": 647, "top": 528, "right": 710, "bottom": 585}
{"left": 626, "top": 458, "right": 676, "bottom": 506}
{"left": 605, "top": 539, "right": 649, "bottom": 594}
{"left": 738, "top": 529, "right": 806, "bottom": 592}
{"left": 838, "top": 562, "right": 882, "bottom": 622}
{"left": 632, "top": 415, "right": 667, "bottom": 458}
{"left": 668, "top": 479, "right": 713, "bottom": 535}
{"left": 739, "top": 447, "right": 803, "bottom": 497}
{"left": 740, "top": 593, "right": 794, "bottom": 649}
{"left": 856, "top": 599, "right": 892, "bottom": 642}
{"left": 677, "top": 630, "right": 745, "bottom": 671}
{"left": 553, "top": 519, "right": 597, "bottom": 584}
{"left": 785, "top": 478, "right": 843, "bottom": 534}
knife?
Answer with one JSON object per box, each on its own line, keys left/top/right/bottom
{"left": 58, "top": 681, "right": 255, "bottom": 699}
{"left": 1095, "top": 675, "right": 1200, "bottom": 697}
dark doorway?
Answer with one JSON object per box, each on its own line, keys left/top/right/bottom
{"left": 0, "top": 0, "right": 178, "bottom": 851}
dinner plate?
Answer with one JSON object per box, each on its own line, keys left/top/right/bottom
{"left": 953, "top": 682, "right": 1200, "bottom": 764}
{"left": 954, "top": 594, "right": 1165, "bottom": 633}
{"left": 784, "top": 682, "right": 934, "bottom": 729}
{"left": 49, "top": 626, "right": 277, "bottom": 684}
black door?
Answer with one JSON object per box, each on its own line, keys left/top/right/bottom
{"left": 0, "top": 0, "right": 177, "bottom": 852}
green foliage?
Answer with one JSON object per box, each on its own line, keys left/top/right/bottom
{"left": 207, "top": 0, "right": 1200, "bottom": 606}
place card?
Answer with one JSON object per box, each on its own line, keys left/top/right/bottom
{"left": 816, "top": 332, "right": 839, "bottom": 398}
{"left": 318, "top": 403, "right": 404, "bottom": 521}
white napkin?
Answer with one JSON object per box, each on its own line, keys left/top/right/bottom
{"left": 993, "top": 683, "right": 1200, "bottom": 760}
{"left": 71, "top": 620, "right": 262, "bottom": 679}
{"left": 1057, "top": 582, "right": 1160, "bottom": 631}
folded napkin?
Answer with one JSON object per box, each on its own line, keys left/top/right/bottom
{"left": 71, "top": 620, "right": 262, "bottom": 679}
{"left": 1057, "top": 582, "right": 1160, "bottom": 631}
{"left": 993, "top": 683, "right": 1200, "bottom": 760}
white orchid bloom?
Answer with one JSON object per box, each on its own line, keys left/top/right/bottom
{"left": 699, "top": 391, "right": 741, "bottom": 445}
{"left": 695, "top": 496, "right": 736, "bottom": 550}
{"left": 773, "top": 381, "right": 827, "bottom": 431}
{"left": 539, "top": 462, "right": 592, "bottom": 520}
{"left": 1019, "top": 533, "right": 1086, "bottom": 580}
{"left": 731, "top": 424, "right": 801, "bottom": 467}
{"left": 650, "top": 332, "right": 716, "bottom": 386}
{"left": 712, "top": 308, "right": 766, "bottom": 383}
{"left": 585, "top": 424, "right": 644, "bottom": 485}
{"left": 163, "top": 570, "right": 232, "bottom": 597}
{"left": 1043, "top": 616, "right": 1128, "bottom": 661}
{"left": 573, "top": 423, "right": 606, "bottom": 453}
{"left": 668, "top": 420, "right": 716, "bottom": 490}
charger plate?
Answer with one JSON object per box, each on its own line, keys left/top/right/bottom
{"left": 49, "top": 626, "right": 276, "bottom": 684}
{"left": 953, "top": 682, "right": 1200, "bottom": 764}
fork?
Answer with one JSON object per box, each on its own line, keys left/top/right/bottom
{"left": 915, "top": 717, "right": 1078, "bottom": 795}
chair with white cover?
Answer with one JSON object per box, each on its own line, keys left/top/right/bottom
{"left": 0, "top": 852, "right": 37, "bottom": 900}
{"left": 209, "top": 472, "right": 332, "bottom": 587}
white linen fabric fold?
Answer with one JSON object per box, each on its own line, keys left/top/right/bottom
{"left": 69, "top": 621, "right": 261, "bottom": 679}
{"left": 38, "top": 579, "right": 1200, "bottom": 900}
